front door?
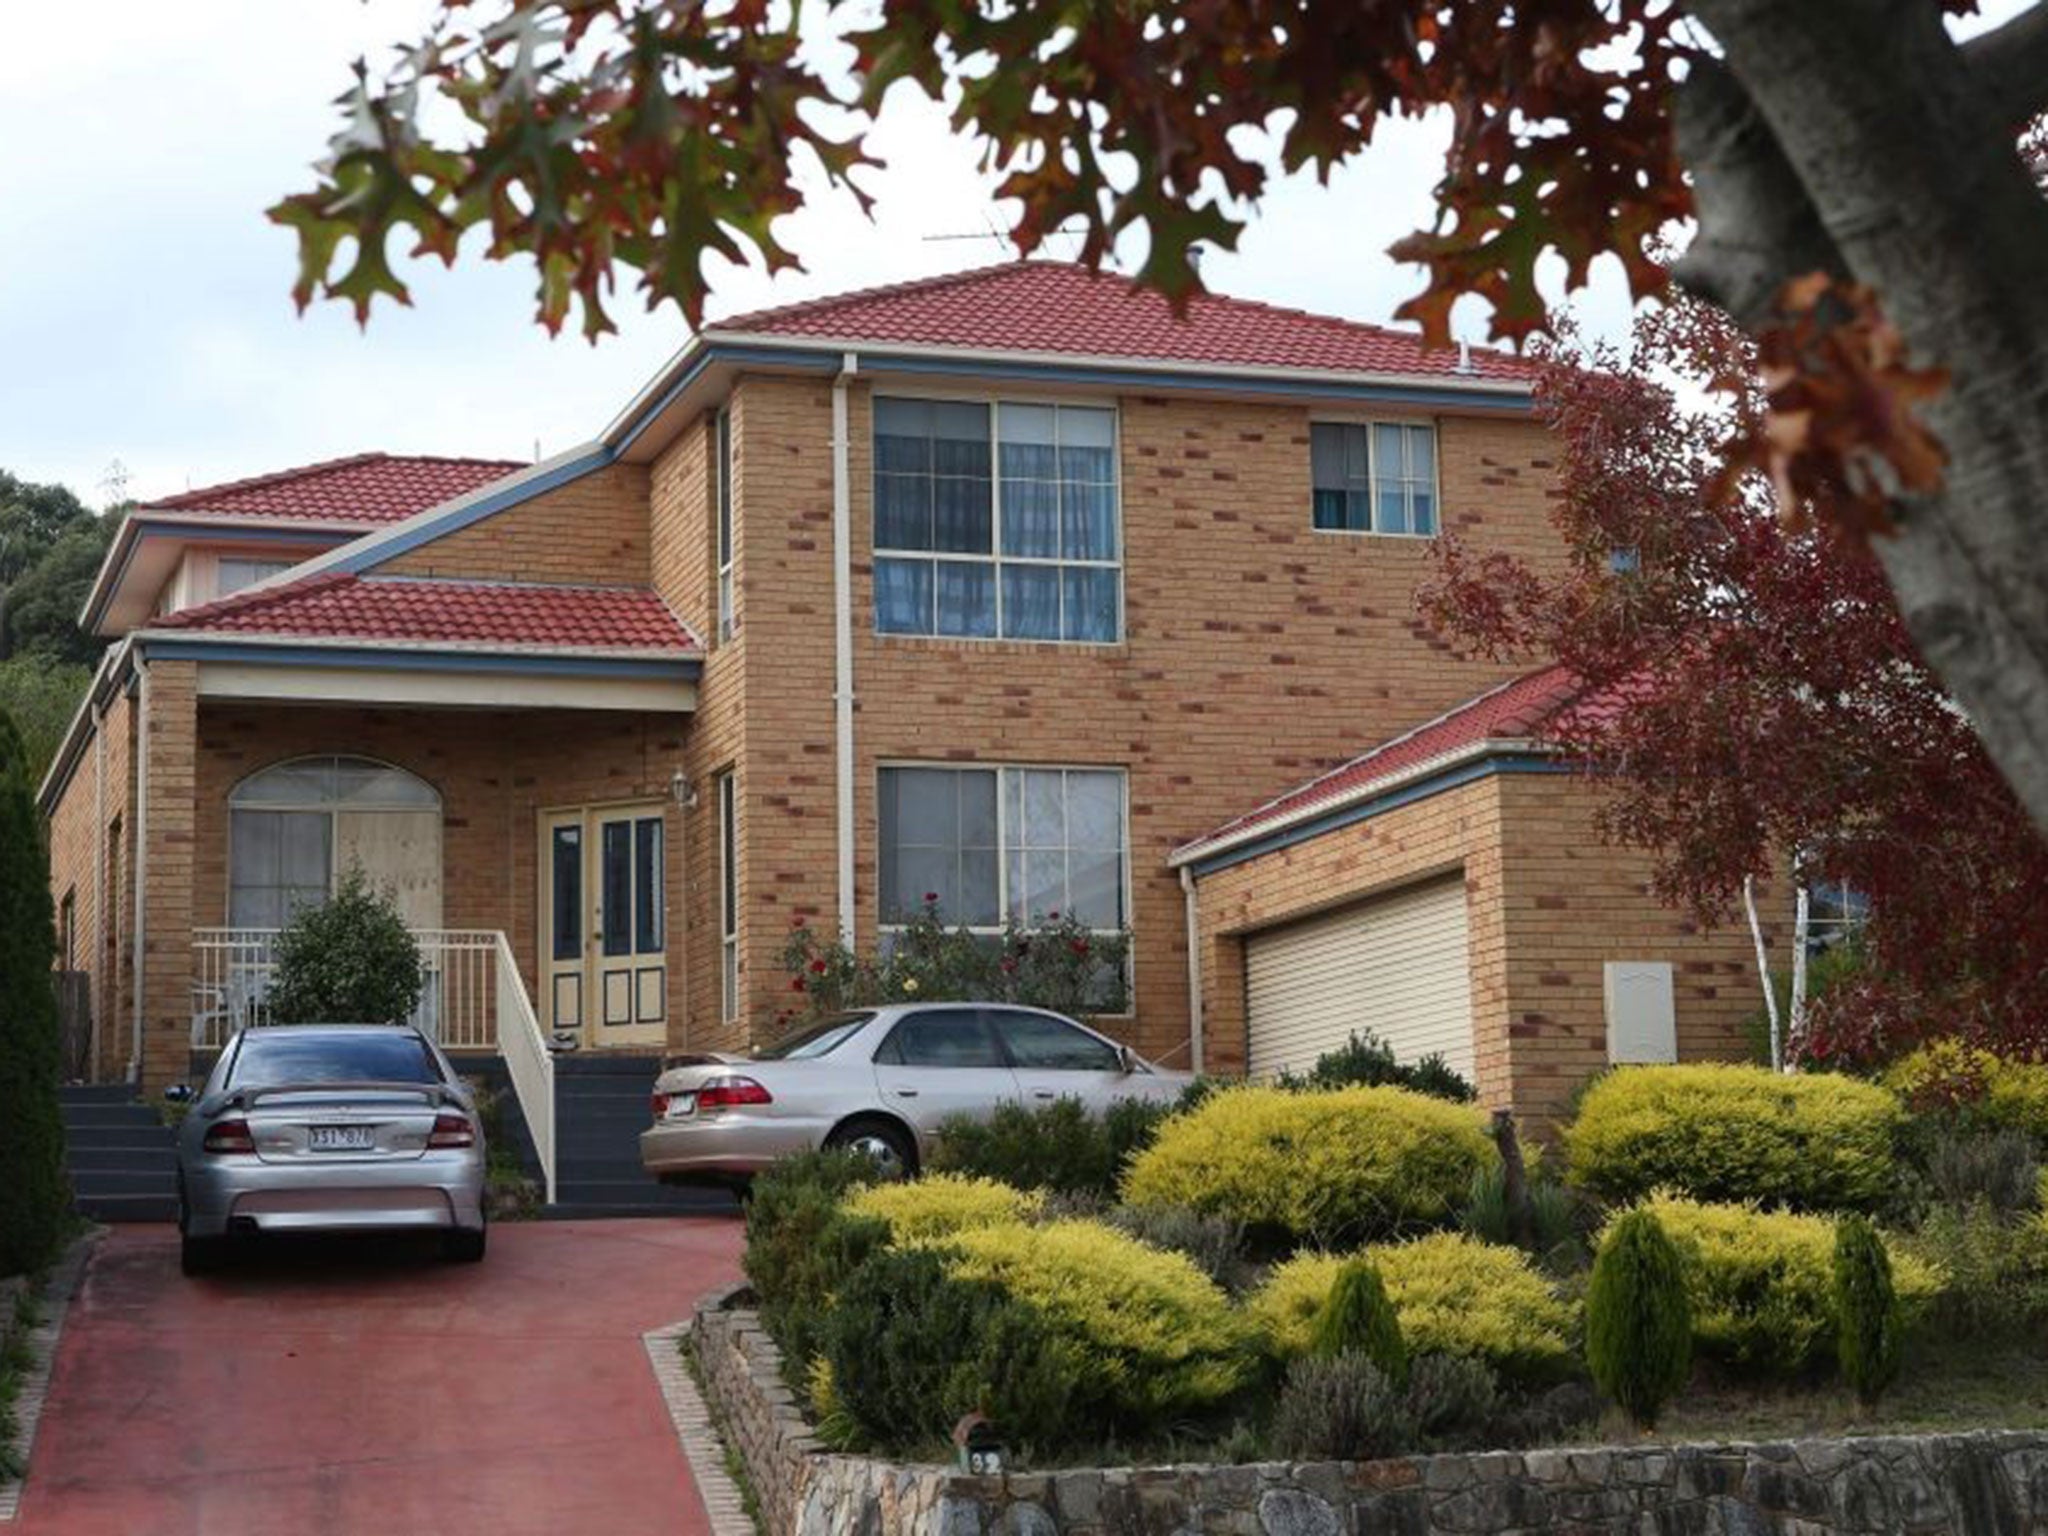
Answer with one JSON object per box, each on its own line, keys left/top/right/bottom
{"left": 542, "top": 804, "right": 669, "bottom": 1049}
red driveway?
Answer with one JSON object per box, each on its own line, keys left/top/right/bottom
{"left": 15, "top": 1219, "right": 744, "bottom": 1536}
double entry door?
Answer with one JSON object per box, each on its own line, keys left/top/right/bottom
{"left": 541, "top": 803, "right": 668, "bottom": 1049}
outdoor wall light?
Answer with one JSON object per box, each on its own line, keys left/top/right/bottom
{"left": 669, "top": 769, "right": 697, "bottom": 810}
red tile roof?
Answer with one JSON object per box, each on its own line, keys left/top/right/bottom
{"left": 712, "top": 261, "right": 1541, "bottom": 383}
{"left": 151, "top": 572, "right": 701, "bottom": 654}
{"left": 141, "top": 453, "right": 525, "bottom": 526}
{"left": 1174, "top": 664, "right": 1588, "bottom": 862}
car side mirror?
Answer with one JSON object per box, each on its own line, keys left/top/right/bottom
{"left": 163, "top": 1083, "right": 194, "bottom": 1103}
{"left": 1116, "top": 1045, "right": 1139, "bottom": 1076}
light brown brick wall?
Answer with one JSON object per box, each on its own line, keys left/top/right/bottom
{"left": 710, "top": 375, "right": 1564, "bottom": 1060}
{"left": 1188, "top": 767, "right": 1761, "bottom": 1127}
{"left": 139, "top": 660, "right": 199, "bottom": 1092}
{"left": 374, "top": 462, "right": 653, "bottom": 586}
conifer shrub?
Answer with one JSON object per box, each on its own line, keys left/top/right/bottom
{"left": 1585, "top": 1209, "right": 1692, "bottom": 1430}
{"left": 1563, "top": 1062, "right": 1905, "bottom": 1213}
{"left": 914, "top": 1218, "right": 1257, "bottom": 1422}
{"left": 843, "top": 1172, "right": 1041, "bottom": 1241}
{"left": 742, "top": 1149, "right": 884, "bottom": 1368}
{"left": 0, "top": 710, "right": 68, "bottom": 1276}
{"left": 931, "top": 1095, "right": 1173, "bottom": 1198}
{"left": 1625, "top": 1194, "right": 1942, "bottom": 1374}
{"left": 1250, "top": 1234, "right": 1576, "bottom": 1382}
{"left": 1833, "top": 1214, "right": 1904, "bottom": 1405}
{"left": 1309, "top": 1258, "right": 1407, "bottom": 1383}
{"left": 1121, "top": 1084, "right": 1497, "bottom": 1244}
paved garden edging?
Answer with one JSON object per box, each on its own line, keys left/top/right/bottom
{"left": 0, "top": 1230, "right": 101, "bottom": 1522}
{"left": 692, "top": 1284, "right": 2048, "bottom": 1535}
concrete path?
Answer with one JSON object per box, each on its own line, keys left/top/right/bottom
{"left": 12, "top": 1219, "right": 745, "bottom": 1536}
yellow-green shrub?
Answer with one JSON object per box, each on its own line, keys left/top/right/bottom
{"left": 1625, "top": 1194, "right": 1942, "bottom": 1375}
{"left": 1884, "top": 1041, "right": 2048, "bottom": 1141}
{"left": 843, "top": 1173, "right": 1040, "bottom": 1240}
{"left": 1120, "top": 1084, "right": 1498, "bottom": 1242}
{"left": 1563, "top": 1064, "right": 1904, "bottom": 1212}
{"left": 1249, "top": 1234, "right": 1577, "bottom": 1382}
{"left": 918, "top": 1218, "right": 1257, "bottom": 1418}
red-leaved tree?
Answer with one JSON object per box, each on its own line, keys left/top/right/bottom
{"left": 1420, "top": 297, "right": 2048, "bottom": 1066}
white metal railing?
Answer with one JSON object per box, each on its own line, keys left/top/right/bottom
{"left": 492, "top": 930, "right": 556, "bottom": 1203}
{"left": 191, "top": 927, "right": 502, "bottom": 1050}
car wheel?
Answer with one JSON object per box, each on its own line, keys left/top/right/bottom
{"left": 826, "top": 1117, "right": 916, "bottom": 1181}
{"left": 442, "top": 1224, "right": 487, "bottom": 1263}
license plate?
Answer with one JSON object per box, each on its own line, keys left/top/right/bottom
{"left": 308, "top": 1125, "right": 375, "bottom": 1151}
{"left": 664, "top": 1095, "right": 696, "bottom": 1121}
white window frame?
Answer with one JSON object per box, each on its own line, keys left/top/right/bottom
{"left": 1308, "top": 417, "right": 1442, "bottom": 538}
{"left": 717, "top": 770, "right": 739, "bottom": 1022}
{"left": 224, "top": 755, "right": 440, "bottom": 927}
{"left": 715, "top": 408, "right": 736, "bottom": 643}
{"left": 875, "top": 761, "right": 1133, "bottom": 1011}
{"left": 216, "top": 556, "right": 295, "bottom": 598}
{"left": 871, "top": 395, "right": 1125, "bottom": 646}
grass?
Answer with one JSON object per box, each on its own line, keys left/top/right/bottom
{"left": 0, "top": 1283, "right": 46, "bottom": 1483}
{"left": 679, "top": 1338, "right": 763, "bottom": 1530}
{"left": 1578, "top": 1338, "right": 2048, "bottom": 1445}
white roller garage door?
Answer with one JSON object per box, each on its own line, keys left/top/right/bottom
{"left": 1245, "top": 875, "right": 1475, "bottom": 1082}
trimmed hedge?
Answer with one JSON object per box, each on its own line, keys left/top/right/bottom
{"left": 1623, "top": 1194, "right": 1942, "bottom": 1375}
{"left": 1251, "top": 1234, "right": 1577, "bottom": 1382}
{"left": 930, "top": 1096, "right": 1171, "bottom": 1198}
{"left": 844, "top": 1173, "right": 1041, "bottom": 1241}
{"left": 1563, "top": 1063, "right": 1904, "bottom": 1212}
{"left": 1121, "top": 1084, "right": 1497, "bottom": 1243}
{"left": 916, "top": 1218, "right": 1256, "bottom": 1420}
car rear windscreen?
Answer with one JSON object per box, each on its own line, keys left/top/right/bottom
{"left": 229, "top": 1033, "right": 444, "bottom": 1089}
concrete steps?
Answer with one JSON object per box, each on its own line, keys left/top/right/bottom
{"left": 59, "top": 1087, "right": 177, "bottom": 1223}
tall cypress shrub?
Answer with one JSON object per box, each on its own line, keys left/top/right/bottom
{"left": 0, "top": 709, "right": 70, "bottom": 1274}
{"left": 1310, "top": 1257, "right": 1408, "bottom": 1383}
{"left": 1586, "top": 1209, "right": 1693, "bottom": 1430}
{"left": 1833, "top": 1215, "right": 1904, "bottom": 1405}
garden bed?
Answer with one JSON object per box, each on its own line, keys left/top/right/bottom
{"left": 692, "top": 1286, "right": 2048, "bottom": 1535}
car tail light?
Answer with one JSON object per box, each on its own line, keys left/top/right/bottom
{"left": 202, "top": 1118, "right": 255, "bottom": 1154}
{"left": 427, "top": 1113, "right": 476, "bottom": 1149}
{"left": 651, "top": 1091, "right": 672, "bottom": 1120}
{"left": 695, "top": 1075, "right": 772, "bottom": 1110}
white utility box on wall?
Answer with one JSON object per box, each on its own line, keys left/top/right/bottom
{"left": 1604, "top": 960, "right": 1678, "bottom": 1064}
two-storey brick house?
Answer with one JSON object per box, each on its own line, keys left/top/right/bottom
{"left": 39, "top": 261, "right": 1759, "bottom": 1201}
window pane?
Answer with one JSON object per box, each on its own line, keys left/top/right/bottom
{"left": 229, "top": 887, "right": 282, "bottom": 929}
{"left": 884, "top": 1008, "right": 1003, "bottom": 1068}
{"left": 996, "top": 1011, "right": 1120, "bottom": 1071}
{"left": 231, "top": 811, "right": 279, "bottom": 885}
{"left": 958, "top": 847, "right": 1001, "bottom": 928}
{"left": 552, "top": 827, "right": 582, "bottom": 961}
{"left": 1000, "top": 566, "right": 1060, "bottom": 640}
{"left": 231, "top": 761, "right": 331, "bottom": 807}
{"left": 959, "top": 769, "right": 998, "bottom": 849}
{"left": 893, "top": 847, "right": 956, "bottom": 918}
{"left": 998, "top": 402, "right": 1057, "bottom": 455}
{"left": 875, "top": 473, "right": 932, "bottom": 551}
{"left": 1375, "top": 422, "right": 1406, "bottom": 479}
{"left": 880, "top": 767, "right": 999, "bottom": 926}
{"left": 1346, "top": 490, "right": 1372, "bottom": 532}
{"left": 1061, "top": 567, "right": 1118, "bottom": 642}
{"left": 1068, "top": 850, "right": 1124, "bottom": 928}
{"left": 1000, "top": 477, "right": 1060, "bottom": 558}
{"left": 875, "top": 558, "right": 934, "bottom": 634}
{"left": 935, "top": 562, "right": 997, "bottom": 638}
{"left": 635, "top": 817, "right": 664, "bottom": 952}
{"left": 1311, "top": 489, "right": 1347, "bottom": 531}
{"left": 933, "top": 477, "right": 993, "bottom": 554}
{"left": 1059, "top": 405, "right": 1114, "bottom": 451}
{"left": 1061, "top": 481, "right": 1118, "bottom": 561}
{"left": 932, "top": 401, "right": 991, "bottom": 460}
{"left": 601, "top": 821, "right": 631, "bottom": 957}
{"left": 1377, "top": 483, "right": 1408, "bottom": 535}
{"left": 874, "top": 398, "right": 933, "bottom": 468}
{"left": 1067, "top": 772, "right": 1123, "bottom": 848}
{"left": 1410, "top": 490, "right": 1436, "bottom": 537}
{"left": 718, "top": 777, "right": 737, "bottom": 935}
{"left": 279, "top": 813, "right": 331, "bottom": 889}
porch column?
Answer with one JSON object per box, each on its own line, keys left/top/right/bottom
{"left": 138, "top": 658, "right": 198, "bottom": 1094}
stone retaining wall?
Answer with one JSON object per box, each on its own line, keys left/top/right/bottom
{"left": 690, "top": 1288, "right": 2048, "bottom": 1535}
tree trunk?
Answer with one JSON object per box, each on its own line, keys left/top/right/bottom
{"left": 1678, "top": 0, "right": 2048, "bottom": 835}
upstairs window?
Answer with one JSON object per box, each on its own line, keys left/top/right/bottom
{"left": 1310, "top": 421, "right": 1438, "bottom": 536}
{"left": 873, "top": 398, "right": 1120, "bottom": 643}
{"left": 217, "top": 557, "right": 293, "bottom": 597}
{"left": 715, "top": 408, "right": 735, "bottom": 642}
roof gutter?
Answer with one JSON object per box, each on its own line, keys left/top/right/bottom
{"left": 1168, "top": 737, "right": 1554, "bottom": 871}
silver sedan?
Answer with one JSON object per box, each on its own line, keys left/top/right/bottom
{"left": 176, "top": 1025, "right": 488, "bottom": 1274}
{"left": 639, "top": 1002, "right": 1194, "bottom": 1185}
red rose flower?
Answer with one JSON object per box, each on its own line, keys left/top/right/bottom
{"left": 791, "top": 978, "right": 806, "bottom": 992}
{"left": 809, "top": 959, "right": 828, "bottom": 975}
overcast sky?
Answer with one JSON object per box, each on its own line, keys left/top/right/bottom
{"left": 0, "top": 3, "right": 2024, "bottom": 510}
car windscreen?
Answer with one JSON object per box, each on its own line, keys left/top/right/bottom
{"left": 753, "top": 1014, "right": 873, "bottom": 1061}
{"left": 228, "top": 1032, "right": 444, "bottom": 1089}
